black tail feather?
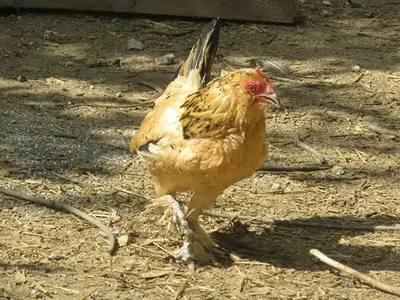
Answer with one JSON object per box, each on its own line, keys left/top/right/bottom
{"left": 174, "top": 18, "right": 220, "bottom": 90}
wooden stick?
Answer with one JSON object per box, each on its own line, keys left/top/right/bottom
{"left": 0, "top": 187, "right": 118, "bottom": 255}
{"left": 353, "top": 71, "right": 365, "bottom": 83}
{"left": 364, "top": 123, "right": 400, "bottom": 137}
{"left": 294, "top": 134, "right": 327, "bottom": 165}
{"left": 310, "top": 249, "right": 400, "bottom": 297}
{"left": 258, "top": 165, "right": 331, "bottom": 172}
{"left": 203, "top": 211, "right": 400, "bottom": 232}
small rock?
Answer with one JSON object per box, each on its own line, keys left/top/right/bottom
{"left": 89, "top": 85, "right": 95, "bottom": 89}
{"left": 155, "top": 53, "right": 175, "bottom": 65}
{"left": 117, "top": 234, "right": 132, "bottom": 247}
{"left": 352, "top": 65, "right": 361, "bottom": 72}
{"left": 64, "top": 61, "right": 75, "bottom": 67}
{"left": 322, "top": 0, "right": 332, "bottom": 5}
{"left": 115, "top": 92, "right": 122, "bottom": 98}
{"left": 127, "top": 38, "right": 144, "bottom": 50}
{"left": 331, "top": 165, "right": 345, "bottom": 176}
{"left": 17, "top": 75, "right": 27, "bottom": 82}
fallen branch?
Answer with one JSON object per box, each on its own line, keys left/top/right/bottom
{"left": 364, "top": 123, "right": 400, "bottom": 138}
{"left": 310, "top": 249, "right": 400, "bottom": 297}
{"left": 294, "top": 134, "right": 327, "bottom": 165}
{"left": 258, "top": 165, "right": 331, "bottom": 172}
{"left": 203, "top": 211, "right": 400, "bottom": 232}
{"left": 0, "top": 187, "right": 118, "bottom": 255}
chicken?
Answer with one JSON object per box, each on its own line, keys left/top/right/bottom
{"left": 130, "top": 19, "right": 279, "bottom": 266}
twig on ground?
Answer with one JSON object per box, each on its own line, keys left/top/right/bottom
{"left": 0, "top": 187, "right": 118, "bottom": 255}
{"left": 353, "top": 70, "right": 366, "bottom": 83}
{"left": 294, "top": 134, "right": 327, "bottom": 165}
{"left": 174, "top": 276, "right": 191, "bottom": 300}
{"left": 66, "top": 101, "right": 153, "bottom": 109}
{"left": 203, "top": 210, "right": 400, "bottom": 231}
{"left": 152, "top": 242, "right": 175, "bottom": 258}
{"left": 364, "top": 123, "right": 400, "bottom": 138}
{"left": 310, "top": 249, "right": 400, "bottom": 297}
{"left": 258, "top": 165, "right": 330, "bottom": 172}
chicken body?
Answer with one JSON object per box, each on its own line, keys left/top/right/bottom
{"left": 131, "top": 72, "right": 268, "bottom": 220}
{"left": 130, "top": 19, "right": 278, "bottom": 264}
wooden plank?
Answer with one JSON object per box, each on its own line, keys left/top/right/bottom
{"left": 0, "top": 0, "right": 296, "bottom": 24}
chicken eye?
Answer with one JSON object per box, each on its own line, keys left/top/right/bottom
{"left": 248, "top": 84, "right": 256, "bottom": 92}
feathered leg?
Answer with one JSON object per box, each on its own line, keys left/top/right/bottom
{"left": 146, "top": 193, "right": 228, "bottom": 268}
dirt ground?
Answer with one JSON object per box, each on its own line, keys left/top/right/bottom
{"left": 1, "top": 0, "right": 400, "bottom": 299}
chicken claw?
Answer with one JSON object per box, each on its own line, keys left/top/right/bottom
{"left": 156, "top": 195, "right": 229, "bottom": 268}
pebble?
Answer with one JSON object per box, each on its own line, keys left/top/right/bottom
{"left": 115, "top": 92, "right": 122, "bottom": 98}
{"left": 127, "top": 38, "right": 144, "bottom": 50}
{"left": 331, "top": 165, "right": 345, "bottom": 176}
{"left": 352, "top": 65, "right": 361, "bottom": 72}
{"left": 117, "top": 234, "right": 132, "bottom": 247}
{"left": 155, "top": 53, "right": 175, "bottom": 65}
{"left": 322, "top": 0, "right": 333, "bottom": 5}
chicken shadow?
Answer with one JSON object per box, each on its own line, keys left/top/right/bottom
{"left": 211, "top": 215, "right": 400, "bottom": 272}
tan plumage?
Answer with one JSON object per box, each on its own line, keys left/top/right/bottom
{"left": 130, "top": 19, "right": 278, "bottom": 264}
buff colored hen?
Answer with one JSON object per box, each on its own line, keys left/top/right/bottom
{"left": 130, "top": 19, "right": 279, "bottom": 266}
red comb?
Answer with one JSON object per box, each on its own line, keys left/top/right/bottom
{"left": 255, "top": 68, "right": 268, "bottom": 81}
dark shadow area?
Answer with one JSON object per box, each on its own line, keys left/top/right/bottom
{"left": 212, "top": 215, "right": 400, "bottom": 272}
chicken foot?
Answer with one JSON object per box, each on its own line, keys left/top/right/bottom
{"left": 153, "top": 195, "right": 229, "bottom": 268}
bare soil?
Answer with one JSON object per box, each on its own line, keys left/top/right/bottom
{"left": 1, "top": 1, "right": 399, "bottom": 299}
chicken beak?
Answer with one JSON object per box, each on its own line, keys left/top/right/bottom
{"left": 257, "top": 93, "right": 280, "bottom": 107}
